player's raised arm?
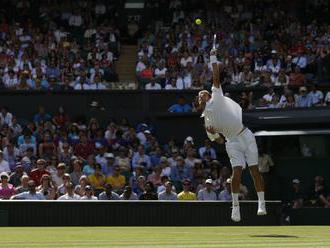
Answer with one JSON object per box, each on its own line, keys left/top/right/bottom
{"left": 210, "top": 49, "right": 221, "bottom": 89}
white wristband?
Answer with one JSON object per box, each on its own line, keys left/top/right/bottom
{"left": 210, "top": 55, "right": 218, "bottom": 64}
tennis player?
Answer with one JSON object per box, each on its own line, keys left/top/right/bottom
{"left": 196, "top": 49, "right": 267, "bottom": 222}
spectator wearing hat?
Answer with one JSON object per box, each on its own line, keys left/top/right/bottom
{"left": 158, "top": 181, "right": 177, "bottom": 200}
{"left": 58, "top": 182, "right": 81, "bottom": 200}
{"left": 15, "top": 175, "right": 29, "bottom": 194}
{"left": 37, "top": 174, "right": 56, "bottom": 200}
{"left": 197, "top": 179, "right": 217, "bottom": 201}
{"left": 98, "top": 183, "right": 120, "bottom": 200}
{"left": 102, "top": 153, "right": 115, "bottom": 176}
{"left": 9, "top": 163, "right": 27, "bottom": 187}
{"left": 177, "top": 179, "right": 196, "bottom": 200}
{"left": 120, "top": 186, "right": 138, "bottom": 200}
{"left": 139, "top": 181, "right": 158, "bottom": 200}
{"left": 218, "top": 178, "right": 233, "bottom": 201}
{"left": 296, "top": 86, "right": 313, "bottom": 107}
{"left": 0, "top": 172, "right": 16, "bottom": 199}
{"left": 29, "top": 159, "right": 50, "bottom": 186}
{"left": 11, "top": 180, "right": 45, "bottom": 200}
{"left": 0, "top": 150, "right": 10, "bottom": 173}
{"left": 70, "top": 159, "right": 83, "bottom": 186}
{"left": 106, "top": 166, "right": 126, "bottom": 194}
{"left": 88, "top": 163, "right": 106, "bottom": 196}
{"left": 290, "top": 179, "right": 305, "bottom": 209}
{"left": 81, "top": 185, "right": 98, "bottom": 200}
{"left": 52, "top": 163, "right": 67, "bottom": 187}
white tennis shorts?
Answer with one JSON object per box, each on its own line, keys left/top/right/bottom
{"left": 225, "top": 128, "right": 258, "bottom": 168}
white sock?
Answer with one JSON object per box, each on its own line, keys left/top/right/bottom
{"left": 232, "top": 193, "right": 239, "bottom": 206}
{"left": 257, "top": 192, "right": 265, "bottom": 202}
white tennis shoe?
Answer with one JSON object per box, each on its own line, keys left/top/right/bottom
{"left": 257, "top": 201, "right": 267, "bottom": 216}
{"left": 231, "top": 205, "right": 241, "bottom": 222}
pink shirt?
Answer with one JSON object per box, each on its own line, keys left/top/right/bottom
{"left": 0, "top": 183, "right": 16, "bottom": 199}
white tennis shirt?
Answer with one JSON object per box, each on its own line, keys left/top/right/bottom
{"left": 202, "top": 86, "right": 243, "bottom": 141}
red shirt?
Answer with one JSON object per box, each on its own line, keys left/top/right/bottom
{"left": 29, "top": 169, "right": 50, "bottom": 186}
{"left": 74, "top": 142, "right": 94, "bottom": 159}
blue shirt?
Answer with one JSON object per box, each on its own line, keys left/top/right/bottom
{"left": 168, "top": 104, "right": 192, "bottom": 113}
{"left": 308, "top": 91, "right": 324, "bottom": 105}
{"left": 296, "top": 94, "right": 313, "bottom": 108}
{"left": 170, "top": 165, "right": 193, "bottom": 182}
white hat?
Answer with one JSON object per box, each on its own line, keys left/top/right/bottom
{"left": 271, "top": 50, "right": 277, "bottom": 54}
{"left": 144, "top": 130, "right": 151, "bottom": 134}
{"left": 105, "top": 153, "right": 114, "bottom": 159}
{"left": 205, "top": 179, "right": 213, "bottom": 184}
{"left": 226, "top": 178, "right": 232, "bottom": 184}
{"left": 292, "top": 179, "right": 300, "bottom": 184}
{"left": 0, "top": 172, "right": 9, "bottom": 179}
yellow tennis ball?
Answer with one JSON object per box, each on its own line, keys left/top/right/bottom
{"left": 195, "top": 18, "right": 202, "bottom": 25}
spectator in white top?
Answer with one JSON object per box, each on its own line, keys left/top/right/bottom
{"left": 180, "top": 52, "right": 193, "bottom": 68}
{"left": 120, "top": 186, "right": 138, "bottom": 200}
{"left": 0, "top": 151, "right": 10, "bottom": 173}
{"left": 262, "top": 88, "right": 276, "bottom": 104}
{"left": 58, "top": 182, "right": 81, "bottom": 200}
{"left": 197, "top": 179, "right": 217, "bottom": 200}
{"left": 69, "top": 10, "right": 83, "bottom": 27}
{"left": 292, "top": 51, "right": 307, "bottom": 69}
{"left": 145, "top": 80, "right": 161, "bottom": 90}
{"left": 154, "top": 61, "right": 167, "bottom": 85}
{"left": 325, "top": 91, "right": 330, "bottom": 106}
{"left": 266, "top": 50, "right": 281, "bottom": 74}
{"left": 80, "top": 185, "right": 98, "bottom": 200}
{"left": 0, "top": 107, "right": 13, "bottom": 126}
{"left": 3, "top": 70, "right": 19, "bottom": 89}
{"left": 160, "top": 157, "right": 171, "bottom": 177}
{"left": 136, "top": 56, "right": 147, "bottom": 73}
{"left": 165, "top": 78, "right": 178, "bottom": 90}
{"left": 52, "top": 163, "right": 66, "bottom": 187}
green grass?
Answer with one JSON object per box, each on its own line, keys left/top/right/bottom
{"left": 1, "top": 226, "right": 330, "bottom": 247}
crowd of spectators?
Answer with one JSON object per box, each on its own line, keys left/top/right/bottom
{"left": 137, "top": 0, "right": 330, "bottom": 108}
{"left": 0, "top": 105, "right": 253, "bottom": 201}
{"left": 0, "top": 0, "right": 120, "bottom": 91}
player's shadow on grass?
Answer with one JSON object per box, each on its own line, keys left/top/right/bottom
{"left": 250, "top": 235, "right": 299, "bottom": 238}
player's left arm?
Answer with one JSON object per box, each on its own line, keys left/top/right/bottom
{"left": 206, "top": 126, "right": 224, "bottom": 144}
